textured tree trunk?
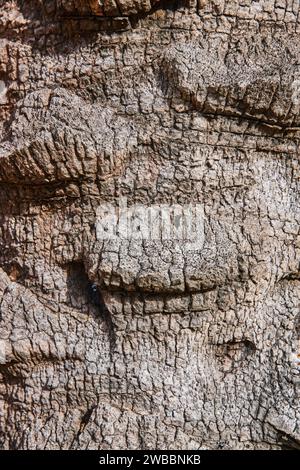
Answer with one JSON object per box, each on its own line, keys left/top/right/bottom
{"left": 0, "top": 0, "right": 299, "bottom": 450}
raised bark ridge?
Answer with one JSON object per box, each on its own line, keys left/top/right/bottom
{"left": 38, "top": 0, "right": 167, "bottom": 17}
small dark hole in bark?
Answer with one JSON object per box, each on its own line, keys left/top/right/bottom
{"left": 215, "top": 338, "right": 257, "bottom": 373}
{"left": 216, "top": 339, "right": 256, "bottom": 356}
{"left": 1, "top": 262, "right": 29, "bottom": 284}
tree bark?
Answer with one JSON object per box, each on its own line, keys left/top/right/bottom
{"left": 0, "top": 0, "right": 299, "bottom": 449}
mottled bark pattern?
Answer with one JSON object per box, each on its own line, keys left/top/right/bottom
{"left": 0, "top": 0, "right": 299, "bottom": 450}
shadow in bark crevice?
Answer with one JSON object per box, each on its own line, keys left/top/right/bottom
{"left": 66, "top": 261, "right": 116, "bottom": 347}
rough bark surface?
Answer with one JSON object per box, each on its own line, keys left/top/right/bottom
{"left": 0, "top": 0, "right": 300, "bottom": 450}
